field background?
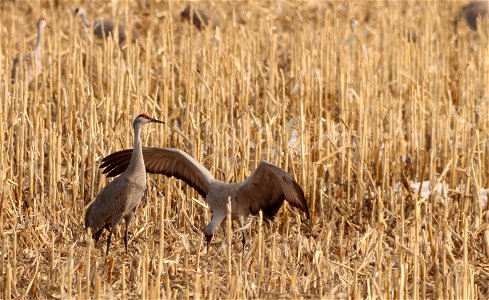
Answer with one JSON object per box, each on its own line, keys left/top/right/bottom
{"left": 1, "top": 0, "right": 489, "bottom": 298}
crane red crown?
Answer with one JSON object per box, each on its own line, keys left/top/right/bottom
{"left": 136, "top": 113, "right": 151, "bottom": 120}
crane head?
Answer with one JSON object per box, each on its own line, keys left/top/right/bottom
{"left": 203, "top": 223, "right": 214, "bottom": 252}
{"left": 134, "top": 114, "right": 164, "bottom": 126}
{"left": 38, "top": 18, "right": 47, "bottom": 30}
{"left": 181, "top": 5, "right": 191, "bottom": 19}
{"left": 204, "top": 233, "right": 213, "bottom": 252}
{"left": 74, "top": 7, "right": 86, "bottom": 17}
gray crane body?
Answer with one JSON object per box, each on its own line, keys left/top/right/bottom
{"left": 204, "top": 178, "right": 286, "bottom": 238}
{"left": 84, "top": 172, "right": 146, "bottom": 241}
{"left": 203, "top": 181, "right": 240, "bottom": 236}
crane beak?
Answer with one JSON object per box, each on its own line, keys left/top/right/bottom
{"left": 150, "top": 118, "right": 164, "bottom": 124}
{"left": 204, "top": 233, "right": 213, "bottom": 253}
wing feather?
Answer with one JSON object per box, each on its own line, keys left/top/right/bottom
{"left": 100, "top": 147, "right": 214, "bottom": 198}
{"left": 236, "top": 161, "right": 309, "bottom": 221}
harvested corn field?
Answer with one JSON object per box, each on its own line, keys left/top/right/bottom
{"left": 1, "top": 0, "right": 489, "bottom": 298}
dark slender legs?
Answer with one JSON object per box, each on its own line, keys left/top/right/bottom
{"left": 242, "top": 231, "right": 246, "bottom": 252}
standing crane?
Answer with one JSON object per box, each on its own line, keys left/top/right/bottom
{"left": 99, "top": 147, "right": 310, "bottom": 251}
{"left": 11, "top": 18, "right": 47, "bottom": 84}
{"left": 85, "top": 114, "right": 164, "bottom": 255}
{"left": 74, "top": 7, "right": 137, "bottom": 44}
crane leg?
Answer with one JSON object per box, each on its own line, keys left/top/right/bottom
{"left": 106, "top": 216, "right": 122, "bottom": 256}
{"left": 241, "top": 232, "right": 246, "bottom": 252}
{"left": 238, "top": 216, "right": 246, "bottom": 258}
{"left": 106, "top": 230, "right": 113, "bottom": 256}
{"left": 219, "top": 220, "right": 227, "bottom": 250}
{"left": 124, "top": 223, "right": 129, "bottom": 254}
{"left": 123, "top": 213, "right": 134, "bottom": 254}
{"left": 124, "top": 223, "right": 127, "bottom": 254}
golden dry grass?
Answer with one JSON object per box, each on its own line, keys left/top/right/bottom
{"left": 1, "top": 0, "right": 489, "bottom": 298}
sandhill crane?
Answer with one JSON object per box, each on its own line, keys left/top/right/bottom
{"left": 74, "top": 7, "right": 137, "bottom": 43}
{"left": 99, "top": 148, "right": 310, "bottom": 251}
{"left": 457, "top": 1, "right": 488, "bottom": 30}
{"left": 84, "top": 114, "right": 164, "bottom": 255}
{"left": 11, "top": 18, "right": 47, "bottom": 83}
{"left": 181, "top": 5, "right": 219, "bottom": 30}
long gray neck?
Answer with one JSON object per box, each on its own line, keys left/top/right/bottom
{"left": 126, "top": 122, "right": 144, "bottom": 173}
{"left": 81, "top": 12, "right": 91, "bottom": 28}
{"left": 205, "top": 210, "right": 227, "bottom": 235}
{"left": 33, "top": 24, "right": 44, "bottom": 57}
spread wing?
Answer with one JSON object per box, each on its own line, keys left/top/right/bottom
{"left": 236, "top": 160, "right": 310, "bottom": 221}
{"left": 100, "top": 147, "right": 214, "bottom": 198}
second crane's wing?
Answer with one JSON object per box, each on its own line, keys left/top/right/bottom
{"left": 235, "top": 161, "right": 310, "bottom": 221}
{"left": 100, "top": 147, "right": 214, "bottom": 198}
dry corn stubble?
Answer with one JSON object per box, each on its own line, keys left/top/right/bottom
{"left": 1, "top": 0, "right": 489, "bottom": 298}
